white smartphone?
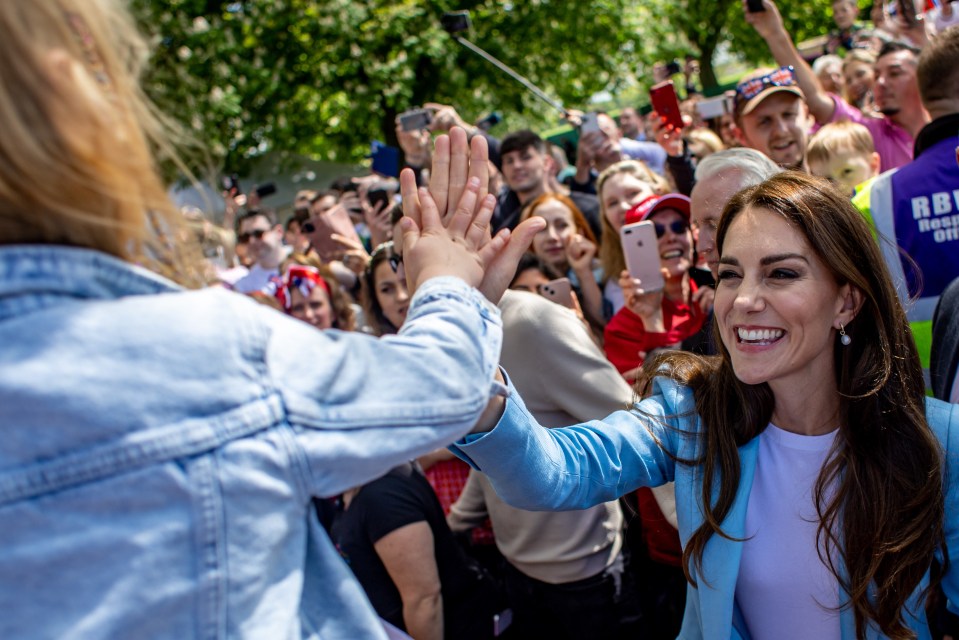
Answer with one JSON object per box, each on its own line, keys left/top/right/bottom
{"left": 537, "top": 277, "right": 575, "bottom": 309}
{"left": 580, "top": 112, "right": 601, "bottom": 135}
{"left": 619, "top": 221, "right": 664, "bottom": 291}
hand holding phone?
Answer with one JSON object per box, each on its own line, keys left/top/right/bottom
{"left": 303, "top": 204, "right": 362, "bottom": 263}
{"left": 620, "top": 221, "right": 665, "bottom": 292}
{"left": 580, "top": 112, "right": 601, "bottom": 135}
{"left": 649, "top": 82, "right": 684, "bottom": 131}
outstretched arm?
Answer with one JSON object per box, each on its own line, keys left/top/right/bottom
{"left": 746, "top": 0, "right": 837, "bottom": 124}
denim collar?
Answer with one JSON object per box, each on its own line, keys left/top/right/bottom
{"left": 0, "top": 245, "right": 180, "bottom": 321}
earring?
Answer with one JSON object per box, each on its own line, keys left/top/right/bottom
{"left": 839, "top": 323, "right": 851, "bottom": 346}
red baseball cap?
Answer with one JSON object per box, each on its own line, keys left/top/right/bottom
{"left": 625, "top": 193, "right": 691, "bottom": 226}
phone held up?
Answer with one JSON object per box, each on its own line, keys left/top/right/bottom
{"left": 537, "top": 278, "right": 575, "bottom": 309}
{"left": 620, "top": 221, "right": 665, "bottom": 292}
{"left": 649, "top": 81, "right": 684, "bottom": 131}
{"left": 398, "top": 108, "right": 433, "bottom": 132}
{"left": 579, "top": 112, "right": 601, "bottom": 135}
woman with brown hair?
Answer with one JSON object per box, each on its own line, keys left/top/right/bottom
{"left": 456, "top": 171, "right": 959, "bottom": 639}
{"left": 276, "top": 254, "right": 357, "bottom": 331}
{"left": 519, "top": 193, "right": 605, "bottom": 329}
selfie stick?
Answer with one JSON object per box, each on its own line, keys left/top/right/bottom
{"left": 452, "top": 36, "right": 569, "bottom": 119}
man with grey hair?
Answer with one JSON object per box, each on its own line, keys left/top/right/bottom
{"left": 690, "top": 148, "right": 782, "bottom": 280}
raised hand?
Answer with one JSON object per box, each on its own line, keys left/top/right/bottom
{"left": 566, "top": 233, "right": 597, "bottom": 275}
{"left": 399, "top": 127, "right": 545, "bottom": 299}
{"left": 649, "top": 110, "right": 684, "bottom": 158}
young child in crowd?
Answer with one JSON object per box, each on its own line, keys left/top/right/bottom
{"left": 807, "top": 121, "right": 881, "bottom": 197}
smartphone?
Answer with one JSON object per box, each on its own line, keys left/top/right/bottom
{"left": 537, "top": 278, "right": 575, "bottom": 309}
{"left": 580, "top": 112, "right": 601, "bottom": 135}
{"left": 253, "top": 182, "right": 276, "bottom": 199}
{"left": 367, "top": 186, "right": 391, "bottom": 212}
{"left": 696, "top": 95, "right": 732, "bottom": 120}
{"left": 620, "top": 221, "right": 665, "bottom": 292}
{"left": 370, "top": 140, "right": 400, "bottom": 178}
{"left": 304, "top": 205, "right": 362, "bottom": 263}
{"left": 399, "top": 108, "right": 433, "bottom": 131}
{"left": 650, "top": 81, "right": 684, "bottom": 130}
{"left": 441, "top": 11, "right": 472, "bottom": 35}
{"left": 664, "top": 60, "right": 682, "bottom": 76}
{"left": 747, "top": 0, "right": 766, "bottom": 12}
{"left": 222, "top": 174, "right": 241, "bottom": 194}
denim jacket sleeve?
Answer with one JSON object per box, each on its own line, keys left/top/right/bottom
{"left": 451, "top": 374, "right": 696, "bottom": 511}
{"left": 263, "top": 276, "right": 503, "bottom": 498}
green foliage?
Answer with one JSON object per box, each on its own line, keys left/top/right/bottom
{"left": 131, "top": 0, "right": 636, "bottom": 173}
{"left": 130, "top": 0, "right": 836, "bottom": 172}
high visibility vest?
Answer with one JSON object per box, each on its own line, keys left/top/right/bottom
{"left": 852, "top": 138, "right": 959, "bottom": 386}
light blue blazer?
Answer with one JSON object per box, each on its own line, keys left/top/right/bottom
{"left": 453, "top": 375, "right": 959, "bottom": 639}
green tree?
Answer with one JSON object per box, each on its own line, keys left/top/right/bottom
{"left": 131, "top": 0, "right": 637, "bottom": 173}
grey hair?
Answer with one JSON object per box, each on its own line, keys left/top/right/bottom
{"left": 694, "top": 147, "right": 781, "bottom": 187}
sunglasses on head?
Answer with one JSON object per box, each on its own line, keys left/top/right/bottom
{"left": 237, "top": 229, "right": 268, "bottom": 243}
{"left": 654, "top": 220, "right": 689, "bottom": 238}
{"left": 734, "top": 66, "right": 797, "bottom": 104}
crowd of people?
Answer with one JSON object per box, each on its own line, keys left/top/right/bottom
{"left": 3, "top": 0, "right": 959, "bottom": 639}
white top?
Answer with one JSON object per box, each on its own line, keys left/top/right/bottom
{"left": 735, "top": 423, "right": 840, "bottom": 640}
{"left": 232, "top": 264, "right": 279, "bottom": 294}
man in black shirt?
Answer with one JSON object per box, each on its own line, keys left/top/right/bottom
{"left": 493, "top": 130, "right": 603, "bottom": 242}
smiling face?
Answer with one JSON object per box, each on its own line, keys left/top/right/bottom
{"left": 501, "top": 146, "right": 548, "bottom": 198}
{"left": 289, "top": 284, "right": 334, "bottom": 330}
{"left": 649, "top": 208, "right": 692, "bottom": 279}
{"left": 601, "top": 172, "right": 656, "bottom": 233}
{"left": 530, "top": 199, "right": 576, "bottom": 271}
{"left": 843, "top": 60, "right": 874, "bottom": 102}
{"left": 873, "top": 50, "right": 921, "bottom": 118}
{"left": 373, "top": 259, "right": 410, "bottom": 330}
{"left": 715, "top": 207, "right": 853, "bottom": 392}
{"left": 736, "top": 93, "right": 811, "bottom": 169}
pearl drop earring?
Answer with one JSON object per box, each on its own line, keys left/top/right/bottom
{"left": 839, "top": 324, "right": 851, "bottom": 346}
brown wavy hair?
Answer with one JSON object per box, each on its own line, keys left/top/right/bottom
{"left": 641, "top": 171, "right": 943, "bottom": 639}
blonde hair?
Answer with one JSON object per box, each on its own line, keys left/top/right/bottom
{"left": 807, "top": 121, "right": 876, "bottom": 168}
{"left": 0, "top": 0, "right": 204, "bottom": 286}
{"left": 596, "top": 160, "right": 668, "bottom": 283}
{"left": 686, "top": 128, "right": 725, "bottom": 159}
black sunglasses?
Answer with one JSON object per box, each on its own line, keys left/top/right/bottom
{"left": 654, "top": 220, "right": 689, "bottom": 238}
{"left": 388, "top": 254, "right": 403, "bottom": 273}
{"left": 237, "top": 229, "right": 268, "bottom": 243}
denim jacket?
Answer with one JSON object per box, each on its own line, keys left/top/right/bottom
{"left": 0, "top": 246, "right": 503, "bottom": 639}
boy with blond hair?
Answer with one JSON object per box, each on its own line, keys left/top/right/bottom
{"left": 807, "top": 121, "right": 881, "bottom": 196}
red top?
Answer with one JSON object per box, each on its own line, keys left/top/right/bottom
{"left": 603, "top": 278, "right": 706, "bottom": 375}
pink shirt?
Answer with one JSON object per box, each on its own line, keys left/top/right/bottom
{"left": 827, "top": 94, "right": 914, "bottom": 173}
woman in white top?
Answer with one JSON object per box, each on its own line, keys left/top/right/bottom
{"left": 457, "top": 171, "right": 958, "bottom": 639}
